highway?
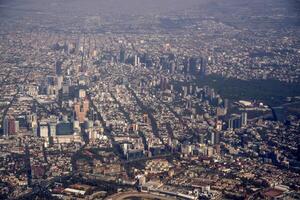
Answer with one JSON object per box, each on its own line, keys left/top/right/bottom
{"left": 105, "top": 191, "right": 176, "bottom": 200}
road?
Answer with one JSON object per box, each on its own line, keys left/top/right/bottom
{"left": 1, "top": 71, "right": 31, "bottom": 133}
{"left": 126, "top": 85, "right": 163, "bottom": 144}
{"left": 105, "top": 191, "right": 176, "bottom": 200}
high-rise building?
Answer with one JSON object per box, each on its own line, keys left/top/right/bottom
{"left": 78, "top": 89, "right": 86, "bottom": 99}
{"left": 215, "top": 120, "right": 223, "bottom": 131}
{"left": 27, "top": 113, "right": 37, "bottom": 128}
{"left": 182, "top": 86, "right": 188, "bottom": 97}
{"left": 2, "top": 117, "right": 8, "bottom": 136}
{"left": 120, "top": 48, "right": 126, "bottom": 63}
{"left": 215, "top": 132, "right": 220, "bottom": 144}
{"left": 3, "top": 116, "right": 18, "bottom": 136}
{"left": 210, "top": 132, "right": 215, "bottom": 145}
{"left": 134, "top": 55, "right": 140, "bottom": 66}
{"left": 210, "top": 132, "right": 220, "bottom": 145}
{"left": 189, "top": 57, "right": 198, "bottom": 76}
{"left": 223, "top": 99, "right": 229, "bottom": 110}
{"left": 160, "top": 77, "right": 168, "bottom": 91}
{"left": 241, "top": 112, "right": 248, "bottom": 127}
{"left": 15, "top": 121, "right": 19, "bottom": 134}
{"left": 3, "top": 117, "right": 9, "bottom": 136}
{"left": 74, "top": 99, "right": 89, "bottom": 123}
{"left": 55, "top": 60, "right": 63, "bottom": 76}
{"left": 56, "top": 76, "right": 63, "bottom": 90}
{"left": 200, "top": 57, "right": 207, "bottom": 77}
{"left": 199, "top": 134, "right": 205, "bottom": 144}
{"left": 297, "top": 145, "right": 300, "bottom": 161}
{"left": 39, "top": 122, "right": 49, "bottom": 138}
{"left": 143, "top": 114, "right": 148, "bottom": 124}
{"left": 25, "top": 145, "right": 32, "bottom": 186}
{"left": 183, "top": 57, "right": 189, "bottom": 75}
{"left": 49, "top": 119, "right": 57, "bottom": 137}
{"left": 228, "top": 114, "right": 242, "bottom": 130}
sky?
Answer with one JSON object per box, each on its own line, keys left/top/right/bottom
{"left": 0, "top": 0, "right": 299, "bottom": 32}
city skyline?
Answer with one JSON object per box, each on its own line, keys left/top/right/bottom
{"left": 0, "top": 0, "right": 300, "bottom": 199}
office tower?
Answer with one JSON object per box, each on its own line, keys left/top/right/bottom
{"left": 145, "top": 57, "right": 153, "bottom": 68}
{"left": 15, "top": 121, "right": 19, "bottom": 134}
{"left": 170, "top": 61, "right": 176, "bottom": 74}
{"left": 134, "top": 55, "right": 140, "bottom": 66}
{"left": 210, "top": 132, "right": 220, "bottom": 145}
{"left": 182, "top": 86, "right": 188, "bottom": 97}
{"left": 200, "top": 57, "right": 207, "bottom": 77}
{"left": 74, "top": 99, "right": 89, "bottom": 123}
{"left": 216, "top": 120, "right": 223, "bottom": 131}
{"left": 25, "top": 145, "right": 32, "bottom": 186}
{"left": 49, "top": 120, "right": 57, "bottom": 137}
{"left": 39, "top": 122, "right": 49, "bottom": 138}
{"left": 3, "top": 116, "right": 9, "bottom": 136}
{"left": 62, "top": 84, "right": 70, "bottom": 95}
{"left": 16, "top": 116, "right": 27, "bottom": 128}
{"left": 228, "top": 114, "right": 242, "bottom": 130}
{"left": 143, "top": 114, "right": 148, "bottom": 124}
{"left": 189, "top": 85, "right": 193, "bottom": 95}
{"left": 215, "top": 132, "right": 220, "bottom": 144}
{"left": 3, "top": 116, "right": 18, "bottom": 136}
{"left": 120, "top": 47, "right": 126, "bottom": 63}
{"left": 92, "top": 49, "right": 97, "bottom": 58}
{"left": 78, "top": 89, "right": 86, "bottom": 98}
{"left": 55, "top": 60, "right": 63, "bottom": 76}
{"left": 56, "top": 122, "right": 74, "bottom": 136}
{"left": 160, "top": 77, "right": 168, "bottom": 91}
{"left": 68, "top": 42, "right": 76, "bottom": 54}
{"left": 42, "top": 145, "right": 48, "bottom": 163}
{"left": 223, "top": 99, "right": 229, "bottom": 109}
{"left": 46, "top": 76, "right": 54, "bottom": 86}
{"left": 73, "top": 120, "right": 80, "bottom": 131}
{"left": 216, "top": 107, "right": 226, "bottom": 117}
{"left": 27, "top": 113, "right": 38, "bottom": 137}
{"left": 170, "top": 84, "right": 174, "bottom": 91}
{"left": 207, "top": 146, "right": 214, "bottom": 157}
{"left": 271, "top": 107, "right": 286, "bottom": 122}
{"left": 297, "top": 145, "right": 300, "bottom": 161}
{"left": 241, "top": 112, "right": 248, "bottom": 127}
{"left": 183, "top": 57, "right": 189, "bottom": 75}
{"left": 84, "top": 120, "right": 94, "bottom": 130}
{"left": 210, "top": 132, "right": 215, "bottom": 145}
{"left": 199, "top": 134, "right": 205, "bottom": 144}
{"left": 57, "top": 75, "right": 63, "bottom": 90}
{"left": 32, "top": 125, "right": 38, "bottom": 137}
{"left": 27, "top": 113, "right": 37, "bottom": 127}
{"left": 160, "top": 55, "right": 170, "bottom": 70}
{"left": 189, "top": 57, "right": 198, "bottom": 75}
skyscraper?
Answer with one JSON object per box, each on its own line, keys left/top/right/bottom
{"left": 55, "top": 60, "right": 63, "bottom": 76}
{"left": 134, "top": 55, "right": 140, "bottom": 66}
{"left": 241, "top": 112, "right": 248, "bottom": 127}
{"left": 200, "top": 57, "right": 207, "bottom": 77}
{"left": 189, "top": 57, "right": 198, "bottom": 76}
{"left": 228, "top": 114, "right": 242, "bottom": 130}
{"left": 183, "top": 57, "right": 189, "bottom": 75}
{"left": 120, "top": 47, "right": 126, "bottom": 63}
{"left": 25, "top": 145, "right": 32, "bottom": 186}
